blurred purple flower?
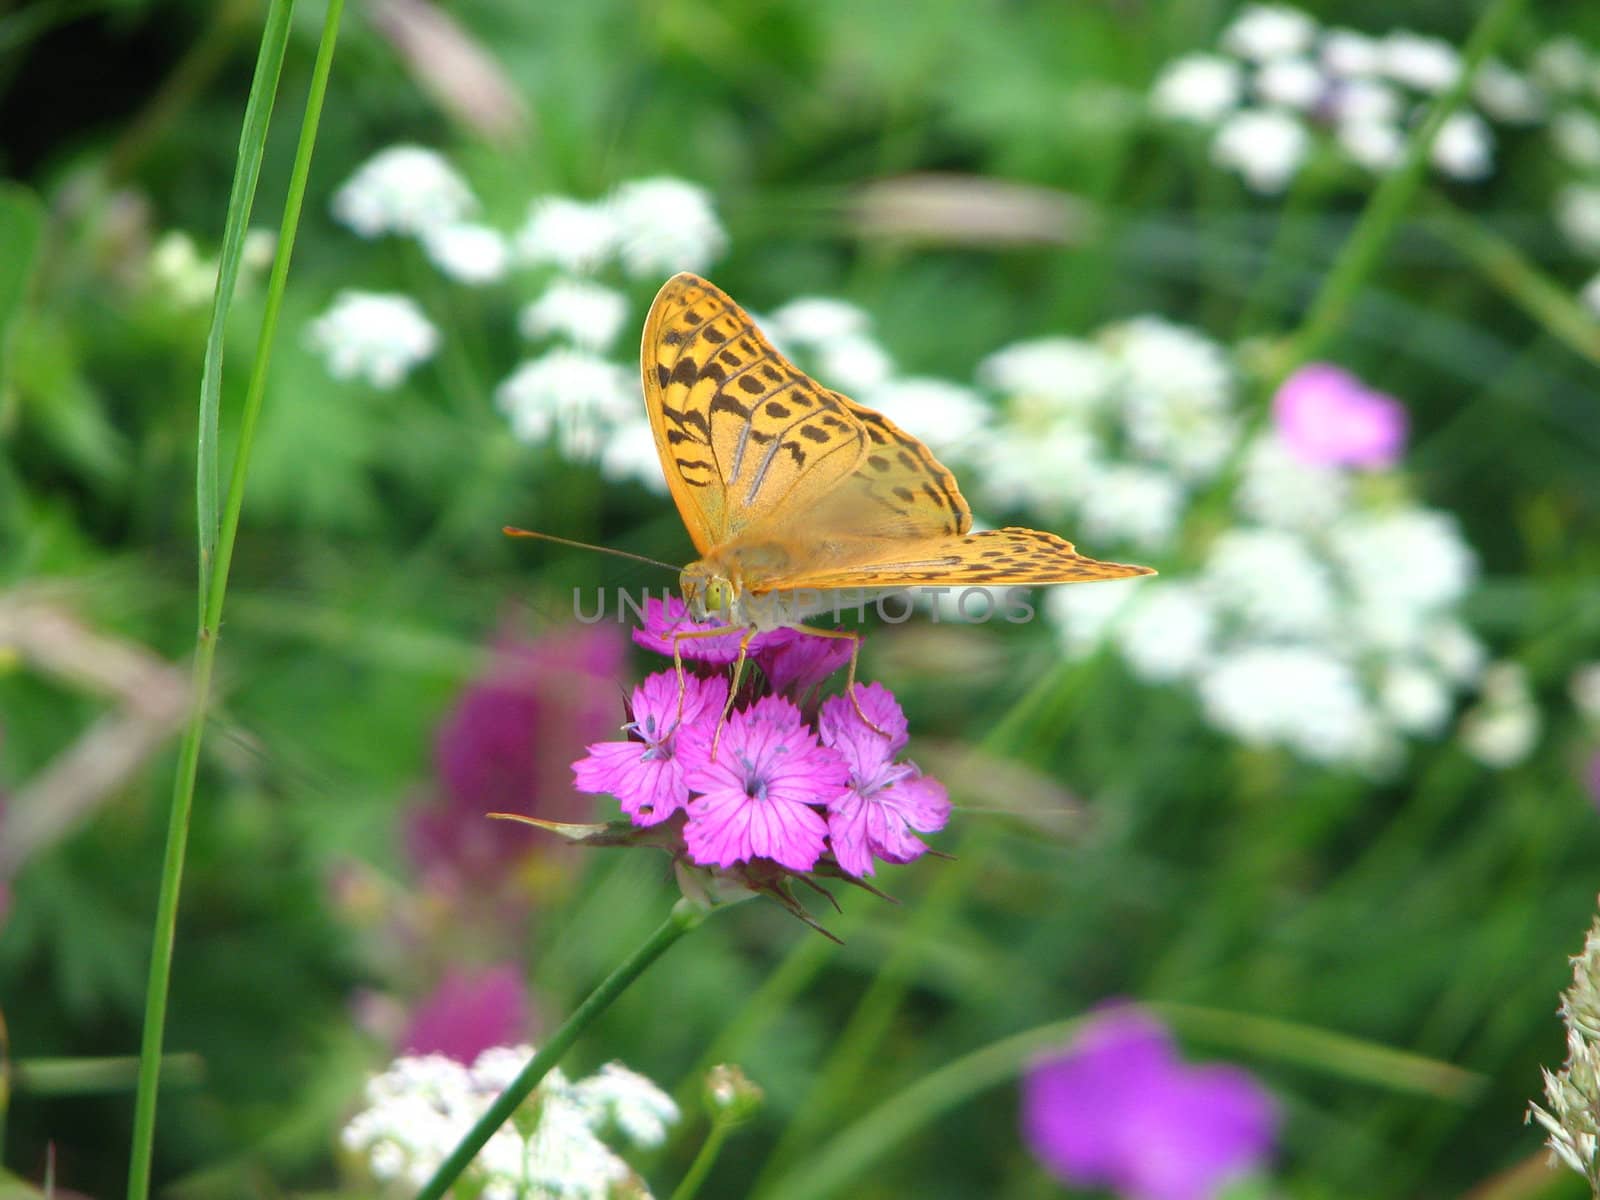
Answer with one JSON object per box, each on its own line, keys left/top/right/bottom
{"left": 679, "top": 695, "right": 849, "bottom": 872}
{"left": 407, "top": 622, "right": 625, "bottom": 885}
{"left": 819, "top": 683, "right": 950, "bottom": 877}
{"left": 401, "top": 965, "right": 530, "bottom": 1065}
{"left": 1022, "top": 1005, "right": 1277, "bottom": 1200}
{"left": 573, "top": 669, "right": 727, "bottom": 826}
{"left": 1272, "top": 363, "right": 1407, "bottom": 469}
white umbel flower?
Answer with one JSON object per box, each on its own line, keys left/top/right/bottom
{"left": 1234, "top": 433, "right": 1351, "bottom": 531}
{"left": 1221, "top": 5, "right": 1318, "bottom": 62}
{"left": 1422, "top": 620, "right": 1487, "bottom": 686}
{"left": 817, "top": 334, "right": 894, "bottom": 392}
{"left": 768, "top": 296, "right": 872, "bottom": 343}
{"left": 1459, "top": 661, "right": 1540, "bottom": 768}
{"left": 1328, "top": 509, "right": 1476, "bottom": 622}
{"left": 1113, "top": 583, "right": 1217, "bottom": 683}
{"left": 1211, "top": 107, "right": 1310, "bottom": 192}
{"left": 1332, "top": 78, "right": 1402, "bottom": 125}
{"left": 1107, "top": 317, "right": 1232, "bottom": 413}
{"left": 1431, "top": 111, "right": 1494, "bottom": 181}
{"left": 1197, "top": 646, "right": 1382, "bottom": 765}
{"left": 866, "top": 378, "right": 987, "bottom": 448}
{"left": 1339, "top": 118, "right": 1407, "bottom": 172}
{"left": 515, "top": 196, "right": 620, "bottom": 274}
{"left": 1557, "top": 185, "right": 1600, "bottom": 257}
{"left": 600, "top": 417, "right": 670, "bottom": 492}
{"left": 519, "top": 278, "right": 630, "bottom": 351}
{"left": 1321, "top": 29, "right": 1383, "bottom": 77}
{"left": 1205, "top": 526, "right": 1338, "bottom": 640}
{"left": 342, "top": 1047, "right": 676, "bottom": 1200}
{"left": 610, "top": 177, "right": 728, "bottom": 278}
{"left": 1076, "top": 464, "right": 1184, "bottom": 552}
{"left": 1554, "top": 111, "right": 1600, "bottom": 171}
{"left": 1531, "top": 37, "right": 1593, "bottom": 95}
{"left": 1379, "top": 661, "right": 1453, "bottom": 735}
{"left": 332, "top": 145, "right": 477, "bottom": 238}
{"left": 969, "top": 423, "right": 1102, "bottom": 514}
{"left": 1380, "top": 31, "right": 1461, "bottom": 93}
{"left": 979, "top": 337, "right": 1117, "bottom": 417}
{"left": 1257, "top": 57, "right": 1325, "bottom": 110}
{"left": 306, "top": 291, "right": 439, "bottom": 389}
{"left": 1151, "top": 54, "right": 1244, "bottom": 123}
{"left": 1046, "top": 577, "right": 1145, "bottom": 659}
{"left": 420, "top": 222, "right": 510, "bottom": 284}
{"left": 1570, "top": 662, "right": 1600, "bottom": 723}
{"left": 1473, "top": 60, "right": 1545, "bottom": 124}
{"left": 571, "top": 1063, "right": 681, "bottom": 1149}
{"left": 496, "top": 349, "right": 635, "bottom": 458}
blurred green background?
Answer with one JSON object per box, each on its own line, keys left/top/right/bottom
{"left": 3, "top": 0, "right": 1600, "bottom": 1196}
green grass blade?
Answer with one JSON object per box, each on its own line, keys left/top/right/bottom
{"left": 194, "top": 0, "right": 294, "bottom": 609}
{"left": 1279, "top": 0, "right": 1530, "bottom": 375}
{"left": 0, "top": 181, "right": 44, "bottom": 389}
{"left": 125, "top": 3, "right": 345, "bottom": 1197}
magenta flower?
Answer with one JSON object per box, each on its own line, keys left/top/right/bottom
{"left": 401, "top": 965, "right": 531, "bottom": 1065}
{"left": 1272, "top": 362, "right": 1408, "bottom": 469}
{"left": 573, "top": 670, "right": 727, "bottom": 826}
{"left": 679, "top": 695, "right": 849, "bottom": 872}
{"left": 756, "top": 627, "right": 855, "bottom": 696}
{"left": 631, "top": 595, "right": 785, "bottom": 665}
{"left": 818, "top": 684, "right": 950, "bottom": 877}
{"left": 1022, "top": 1005, "right": 1277, "bottom": 1200}
{"left": 408, "top": 624, "right": 625, "bottom": 885}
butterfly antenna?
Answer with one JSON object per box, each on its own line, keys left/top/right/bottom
{"left": 502, "top": 527, "right": 679, "bottom": 573}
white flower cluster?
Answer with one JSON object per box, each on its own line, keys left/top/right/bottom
{"left": 305, "top": 291, "right": 441, "bottom": 390}
{"left": 1150, "top": 5, "right": 1511, "bottom": 191}
{"left": 967, "top": 319, "right": 1488, "bottom": 772}
{"left": 341, "top": 1046, "right": 677, "bottom": 1199}
{"left": 1528, "top": 38, "right": 1600, "bottom": 312}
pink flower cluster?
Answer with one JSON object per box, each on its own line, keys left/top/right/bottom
{"left": 573, "top": 599, "right": 950, "bottom": 878}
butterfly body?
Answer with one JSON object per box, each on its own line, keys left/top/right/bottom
{"left": 642, "top": 272, "right": 1154, "bottom": 649}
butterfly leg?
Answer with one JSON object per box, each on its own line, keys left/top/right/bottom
{"left": 669, "top": 624, "right": 754, "bottom": 758}
{"left": 710, "top": 627, "right": 756, "bottom": 763}
{"left": 800, "top": 626, "right": 888, "bottom": 738}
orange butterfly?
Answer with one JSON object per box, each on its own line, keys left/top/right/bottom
{"left": 637, "top": 272, "right": 1154, "bottom": 722}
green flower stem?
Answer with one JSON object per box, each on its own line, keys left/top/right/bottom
{"left": 125, "top": 4, "right": 344, "bottom": 1198}
{"left": 669, "top": 1114, "right": 735, "bottom": 1200}
{"left": 1278, "top": 0, "right": 1529, "bottom": 377}
{"left": 1424, "top": 193, "right": 1600, "bottom": 369}
{"left": 415, "top": 900, "right": 711, "bottom": 1200}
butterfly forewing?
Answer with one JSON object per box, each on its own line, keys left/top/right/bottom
{"left": 640, "top": 272, "right": 1155, "bottom": 605}
{"left": 642, "top": 274, "right": 868, "bottom": 553}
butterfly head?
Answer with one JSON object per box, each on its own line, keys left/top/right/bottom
{"left": 680, "top": 560, "right": 739, "bottom": 625}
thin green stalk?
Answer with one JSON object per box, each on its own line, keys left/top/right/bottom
{"left": 1279, "top": 0, "right": 1529, "bottom": 376}
{"left": 1425, "top": 193, "right": 1600, "bottom": 368}
{"left": 762, "top": 1019, "right": 1083, "bottom": 1200}
{"left": 125, "top": 5, "right": 344, "bottom": 1198}
{"left": 669, "top": 1117, "right": 733, "bottom": 1200}
{"left": 193, "top": 0, "right": 295, "bottom": 605}
{"left": 415, "top": 900, "right": 710, "bottom": 1200}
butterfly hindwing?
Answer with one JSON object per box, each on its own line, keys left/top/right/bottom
{"left": 642, "top": 274, "right": 868, "bottom": 554}
{"left": 756, "top": 528, "right": 1155, "bottom": 592}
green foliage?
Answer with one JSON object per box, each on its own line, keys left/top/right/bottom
{"left": 3, "top": 1, "right": 1600, "bottom": 1198}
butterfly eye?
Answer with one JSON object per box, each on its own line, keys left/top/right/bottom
{"left": 704, "top": 578, "right": 735, "bottom": 618}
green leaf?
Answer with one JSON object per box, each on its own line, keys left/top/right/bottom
{"left": 0, "top": 181, "right": 44, "bottom": 390}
